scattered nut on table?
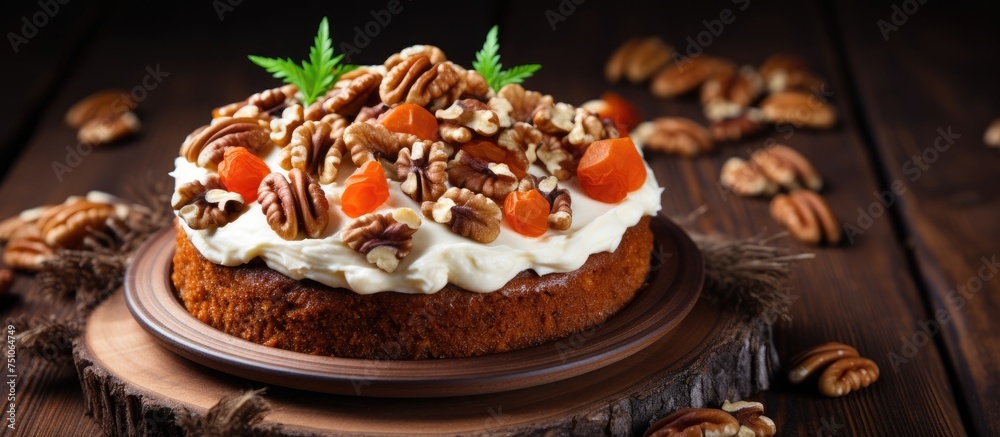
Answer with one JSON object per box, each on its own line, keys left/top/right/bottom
{"left": 644, "top": 407, "right": 740, "bottom": 437}
{"left": 720, "top": 145, "right": 822, "bottom": 198}
{"left": 650, "top": 55, "right": 734, "bottom": 98}
{"left": 66, "top": 89, "right": 141, "bottom": 146}
{"left": 759, "top": 53, "right": 824, "bottom": 94}
{"left": 606, "top": 36, "right": 674, "bottom": 83}
{"left": 769, "top": 190, "right": 841, "bottom": 245}
{"left": 721, "top": 400, "right": 777, "bottom": 437}
{"left": 759, "top": 90, "right": 836, "bottom": 129}
{"left": 2, "top": 236, "right": 55, "bottom": 271}
{"left": 788, "top": 342, "right": 879, "bottom": 397}
{"left": 632, "top": 117, "right": 714, "bottom": 157}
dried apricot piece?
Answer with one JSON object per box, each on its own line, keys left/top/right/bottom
{"left": 577, "top": 137, "right": 646, "bottom": 203}
{"left": 380, "top": 103, "right": 439, "bottom": 141}
{"left": 503, "top": 190, "right": 549, "bottom": 237}
{"left": 341, "top": 161, "right": 390, "bottom": 218}
{"left": 218, "top": 147, "right": 271, "bottom": 202}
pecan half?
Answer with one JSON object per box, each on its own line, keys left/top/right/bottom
{"left": 446, "top": 150, "right": 518, "bottom": 203}
{"left": 759, "top": 53, "right": 824, "bottom": 94}
{"left": 651, "top": 56, "right": 734, "bottom": 98}
{"left": 819, "top": 357, "right": 880, "bottom": 398}
{"left": 280, "top": 120, "right": 347, "bottom": 184}
{"left": 644, "top": 408, "right": 740, "bottom": 437}
{"left": 420, "top": 187, "right": 502, "bottom": 244}
{"left": 538, "top": 176, "right": 572, "bottom": 230}
{"left": 566, "top": 108, "right": 606, "bottom": 147}
{"left": 77, "top": 111, "right": 141, "bottom": 146}
{"left": 318, "top": 72, "right": 382, "bottom": 118}
{"left": 720, "top": 157, "right": 779, "bottom": 198}
{"left": 2, "top": 237, "right": 55, "bottom": 271}
{"left": 710, "top": 109, "right": 766, "bottom": 142}
{"left": 0, "top": 209, "right": 45, "bottom": 244}
{"left": 396, "top": 141, "right": 449, "bottom": 202}
{"left": 213, "top": 85, "right": 296, "bottom": 119}
{"left": 497, "top": 122, "right": 542, "bottom": 165}
{"left": 537, "top": 134, "right": 576, "bottom": 181}
{"left": 36, "top": 200, "right": 120, "bottom": 248}
{"left": 173, "top": 176, "right": 245, "bottom": 231}
{"left": 342, "top": 208, "right": 421, "bottom": 273}
{"left": 385, "top": 44, "right": 447, "bottom": 70}
{"left": 759, "top": 91, "right": 836, "bottom": 129}
{"left": 721, "top": 400, "right": 776, "bottom": 437}
{"left": 435, "top": 99, "right": 500, "bottom": 137}
{"left": 180, "top": 117, "right": 272, "bottom": 168}
{"left": 532, "top": 100, "right": 576, "bottom": 135}
{"left": 769, "top": 190, "right": 840, "bottom": 245}
{"left": 344, "top": 122, "right": 416, "bottom": 165}
{"left": 632, "top": 118, "right": 714, "bottom": 157}
{"left": 751, "top": 145, "right": 823, "bottom": 191}
{"left": 701, "top": 66, "right": 764, "bottom": 122}
{"left": 258, "top": 169, "right": 330, "bottom": 240}
{"left": 787, "top": 342, "right": 859, "bottom": 384}
{"left": 605, "top": 37, "right": 673, "bottom": 83}
{"left": 497, "top": 84, "right": 546, "bottom": 123}
{"left": 65, "top": 89, "right": 136, "bottom": 128}
{"left": 269, "top": 104, "right": 305, "bottom": 147}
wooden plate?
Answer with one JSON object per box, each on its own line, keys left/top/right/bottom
{"left": 123, "top": 216, "right": 702, "bottom": 397}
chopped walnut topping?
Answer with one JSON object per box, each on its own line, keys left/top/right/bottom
{"left": 180, "top": 117, "right": 272, "bottom": 168}
{"left": 435, "top": 99, "right": 500, "bottom": 137}
{"left": 258, "top": 169, "right": 330, "bottom": 240}
{"left": 172, "top": 175, "right": 245, "bottom": 231}
{"left": 488, "top": 96, "right": 514, "bottom": 128}
{"left": 384, "top": 44, "right": 447, "bottom": 70}
{"left": 213, "top": 85, "right": 296, "bottom": 119}
{"left": 497, "top": 84, "right": 546, "bottom": 123}
{"left": 536, "top": 134, "right": 576, "bottom": 180}
{"left": 566, "top": 108, "right": 605, "bottom": 146}
{"left": 269, "top": 104, "right": 305, "bottom": 147}
{"left": 396, "top": 141, "right": 449, "bottom": 202}
{"left": 438, "top": 121, "right": 472, "bottom": 144}
{"left": 354, "top": 103, "right": 391, "bottom": 124}
{"left": 446, "top": 150, "right": 519, "bottom": 203}
{"left": 532, "top": 100, "right": 576, "bottom": 135}
{"left": 280, "top": 120, "right": 347, "bottom": 184}
{"left": 317, "top": 72, "right": 382, "bottom": 118}
{"left": 342, "top": 208, "right": 421, "bottom": 273}
{"left": 343, "top": 122, "right": 417, "bottom": 165}
{"left": 420, "top": 187, "right": 502, "bottom": 244}
{"left": 537, "top": 176, "right": 572, "bottom": 230}
{"left": 497, "top": 122, "right": 542, "bottom": 165}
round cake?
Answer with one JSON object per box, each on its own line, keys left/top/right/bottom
{"left": 170, "top": 42, "right": 663, "bottom": 359}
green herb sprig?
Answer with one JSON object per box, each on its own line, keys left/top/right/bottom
{"left": 248, "top": 17, "right": 357, "bottom": 106}
{"left": 472, "top": 25, "right": 542, "bottom": 92}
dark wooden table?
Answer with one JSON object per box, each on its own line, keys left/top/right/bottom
{"left": 2, "top": 1, "right": 997, "bottom": 435}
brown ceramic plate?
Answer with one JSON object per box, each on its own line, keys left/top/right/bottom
{"left": 124, "top": 215, "right": 702, "bottom": 397}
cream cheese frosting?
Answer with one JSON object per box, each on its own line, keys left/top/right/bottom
{"left": 172, "top": 142, "right": 662, "bottom": 295}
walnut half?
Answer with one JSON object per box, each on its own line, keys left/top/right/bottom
{"left": 257, "top": 169, "right": 330, "bottom": 239}
{"left": 180, "top": 117, "right": 272, "bottom": 168}
{"left": 396, "top": 141, "right": 449, "bottom": 202}
{"left": 421, "top": 187, "right": 501, "bottom": 244}
{"left": 173, "top": 176, "right": 245, "bottom": 231}
{"left": 342, "top": 208, "right": 421, "bottom": 273}
{"left": 446, "top": 150, "right": 518, "bottom": 204}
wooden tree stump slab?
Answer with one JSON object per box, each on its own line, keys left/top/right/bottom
{"left": 73, "top": 289, "right": 776, "bottom": 436}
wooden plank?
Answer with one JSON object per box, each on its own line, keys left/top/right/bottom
{"left": 500, "top": 0, "right": 966, "bottom": 434}
{"left": 831, "top": 1, "right": 1000, "bottom": 435}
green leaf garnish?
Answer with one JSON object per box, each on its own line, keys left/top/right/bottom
{"left": 472, "top": 25, "right": 542, "bottom": 92}
{"left": 248, "top": 17, "right": 357, "bottom": 106}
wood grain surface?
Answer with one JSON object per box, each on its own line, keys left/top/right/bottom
{"left": 0, "top": 0, "right": 994, "bottom": 435}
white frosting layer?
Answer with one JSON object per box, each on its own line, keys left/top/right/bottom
{"left": 171, "top": 145, "right": 662, "bottom": 294}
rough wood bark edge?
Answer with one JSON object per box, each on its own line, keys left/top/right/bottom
{"left": 72, "top": 317, "right": 775, "bottom": 437}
